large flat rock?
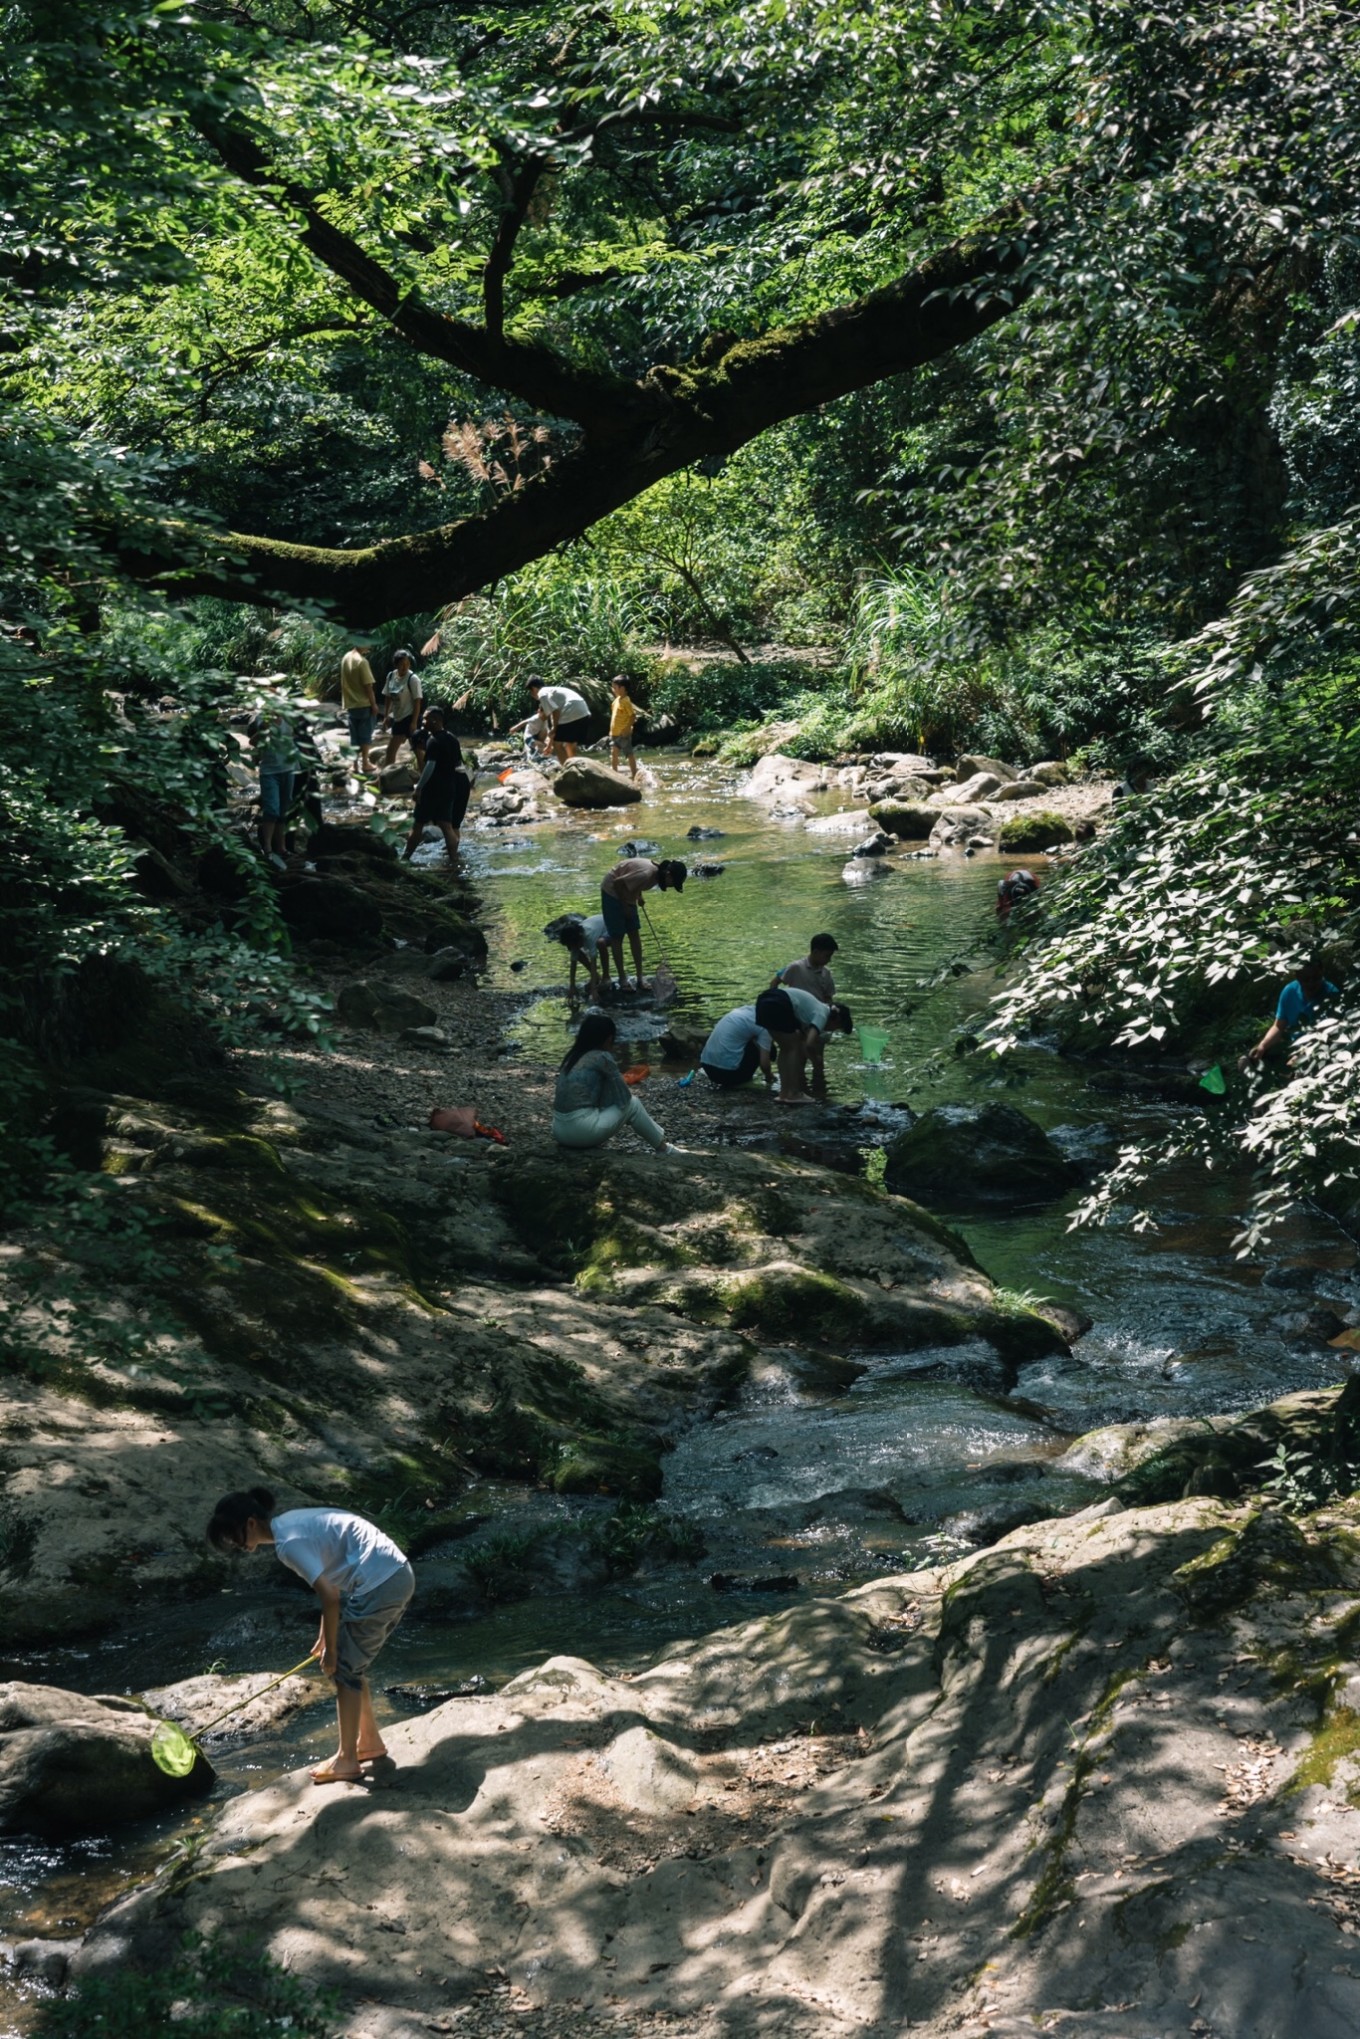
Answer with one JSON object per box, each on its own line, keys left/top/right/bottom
{"left": 70, "top": 1476, "right": 1360, "bottom": 2037}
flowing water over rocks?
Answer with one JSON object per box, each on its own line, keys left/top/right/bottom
{"left": 3, "top": 751, "right": 1357, "bottom": 2034}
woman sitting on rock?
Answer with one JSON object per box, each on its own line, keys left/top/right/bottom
{"left": 552, "top": 1012, "right": 673, "bottom": 1154}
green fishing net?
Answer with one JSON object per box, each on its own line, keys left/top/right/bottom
{"left": 151, "top": 1719, "right": 198, "bottom": 1777}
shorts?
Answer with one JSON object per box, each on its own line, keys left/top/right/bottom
{"left": 335, "top": 1562, "right": 415, "bottom": 1692}
{"left": 611, "top": 729, "right": 635, "bottom": 756}
{"left": 600, "top": 889, "right": 640, "bottom": 939}
{"left": 551, "top": 712, "right": 595, "bottom": 746}
{"left": 755, "top": 988, "right": 799, "bottom": 1038}
{"left": 414, "top": 771, "right": 471, "bottom": 830}
{"left": 259, "top": 769, "right": 296, "bottom": 819}
{"left": 347, "top": 706, "right": 376, "bottom": 747}
{"left": 390, "top": 713, "right": 416, "bottom": 740}
{"left": 701, "top": 1041, "right": 761, "bottom": 1089}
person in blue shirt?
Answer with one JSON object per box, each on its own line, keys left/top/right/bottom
{"left": 1244, "top": 957, "right": 1338, "bottom": 1065}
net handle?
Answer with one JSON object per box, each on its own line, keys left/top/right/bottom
{"left": 193, "top": 1652, "right": 317, "bottom": 1738}
{"left": 639, "top": 898, "right": 669, "bottom": 974}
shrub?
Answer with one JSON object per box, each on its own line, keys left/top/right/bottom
{"left": 36, "top": 1932, "right": 337, "bottom": 2039}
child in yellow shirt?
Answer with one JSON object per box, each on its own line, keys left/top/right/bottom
{"left": 609, "top": 676, "right": 639, "bottom": 781}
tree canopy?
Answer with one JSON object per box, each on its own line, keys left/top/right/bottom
{"left": 9, "top": 0, "right": 1359, "bottom": 621}
{"left": 3, "top": 0, "right": 1360, "bottom": 1240}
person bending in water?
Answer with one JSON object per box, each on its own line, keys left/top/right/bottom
{"left": 553, "top": 912, "right": 611, "bottom": 1002}
{"left": 599, "top": 855, "right": 686, "bottom": 992}
{"left": 754, "top": 986, "right": 853, "bottom": 1104}
{"left": 552, "top": 1012, "right": 673, "bottom": 1152}
{"left": 1242, "top": 956, "right": 1338, "bottom": 1066}
{"left": 771, "top": 935, "right": 841, "bottom": 1086}
{"left": 699, "top": 1003, "right": 775, "bottom": 1090}
{"left": 207, "top": 1486, "right": 414, "bottom": 1786}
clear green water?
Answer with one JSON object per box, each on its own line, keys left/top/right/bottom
{"left": 3, "top": 752, "right": 1355, "bottom": 2010}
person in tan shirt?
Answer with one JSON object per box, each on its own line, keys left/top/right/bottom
{"left": 339, "top": 645, "right": 380, "bottom": 772}
{"left": 599, "top": 856, "right": 686, "bottom": 991}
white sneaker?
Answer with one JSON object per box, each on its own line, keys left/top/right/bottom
{"left": 268, "top": 852, "right": 287, "bottom": 871}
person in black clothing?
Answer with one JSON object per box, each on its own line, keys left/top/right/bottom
{"left": 403, "top": 707, "right": 471, "bottom": 863}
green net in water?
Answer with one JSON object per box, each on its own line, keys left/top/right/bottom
{"left": 151, "top": 1719, "right": 198, "bottom": 1777}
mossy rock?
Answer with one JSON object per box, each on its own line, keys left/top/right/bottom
{"left": 868, "top": 800, "right": 937, "bottom": 840}
{"left": 550, "top": 1439, "right": 663, "bottom": 1500}
{"left": 883, "top": 1102, "right": 1080, "bottom": 1209}
{"left": 996, "top": 810, "right": 1074, "bottom": 851}
{"left": 721, "top": 1263, "right": 868, "bottom": 1339}
{"left": 1171, "top": 1507, "right": 1336, "bottom": 1618}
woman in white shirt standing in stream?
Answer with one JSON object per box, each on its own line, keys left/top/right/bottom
{"left": 208, "top": 1487, "right": 414, "bottom": 1786}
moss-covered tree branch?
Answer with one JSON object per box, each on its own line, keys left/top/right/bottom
{"left": 120, "top": 219, "right": 1037, "bottom": 621}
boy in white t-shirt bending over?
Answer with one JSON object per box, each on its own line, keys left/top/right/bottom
{"left": 208, "top": 1485, "right": 414, "bottom": 1786}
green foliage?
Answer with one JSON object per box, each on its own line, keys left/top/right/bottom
{"left": 461, "top": 1531, "right": 541, "bottom": 1605}
{"left": 35, "top": 1932, "right": 337, "bottom": 2039}
{"left": 582, "top": 1501, "right": 706, "bottom": 1577}
{"left": 1258, "top": 1442, "right": 1359, "bottom": 1518}
{"left": 424, "top": 567, "right": 646, "bottom": 727}
{"left": 987, "top": 638, "right": 1360, "bottom": 1240}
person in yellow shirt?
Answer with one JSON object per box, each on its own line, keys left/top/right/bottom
{"left": 339, "top": 644, "right": 380, "bottom": 772}
{"left": 609, "top": 675, "right": 639, "bottom": 782}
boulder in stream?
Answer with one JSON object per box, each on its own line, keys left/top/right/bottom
{"left": 952, "top": 771, "right": 1005, "bottom": 803}
{"left": 883, "top": 1102, "right": 1082, "bottom": 1208}
{"left": 867, "top": 799, "right": 936, "bottom": 839}
{"left": 553, "top": 759, "right": 643, "bottom": 807}
{"left": 955, "top": 752, "right": 1017, "bottom": 783}
{"left": 0, "top": 1683, "right": 214, "bottom": 1836}
{"left": 997, "top": 809, "right": 1075, "bottom": 850}
{"left": 991, "top": 778, "right": 1048, "bottom": 801}
{"left": 141, "top": 1669, "right": 317, "bottom": 1750}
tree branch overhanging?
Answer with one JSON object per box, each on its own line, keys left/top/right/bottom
{"left": 119, "top": 215, "right": 1040, "bottom": 622}
{"left": 196, "top": 115, "right": 659, "bottom": 438}
{"left": 483, "top": 155, "right": 546, "bottom": 340}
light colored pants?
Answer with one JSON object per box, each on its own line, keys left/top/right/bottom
{"left": 552, "top": 1092, "right": 667, "bottom": 1152}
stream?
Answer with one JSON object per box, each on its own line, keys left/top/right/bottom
{"left": 3, "top": 750, "right": 1355, "bottom": 2017}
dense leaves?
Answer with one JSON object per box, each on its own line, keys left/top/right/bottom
{"left": 3, "top": 0, "right": 1360, "bottom": 1233}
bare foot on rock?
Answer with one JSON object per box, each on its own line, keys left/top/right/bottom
{"left": 312, "top": 1757, "right": 364, "bottom": 1785}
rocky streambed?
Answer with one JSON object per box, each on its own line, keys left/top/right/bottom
{"left": 58, "top": 1390, "right": 1360, "bottom": 2039}
{"left": 4, "top": 752, "right": 1359, "bottom": 2036}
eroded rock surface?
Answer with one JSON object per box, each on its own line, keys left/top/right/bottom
{"left": 3, "top": 1106, "right": 1047, "bottom": 1643}
{"left": 73, "top": 1486, "right": 1360, "bottom": 2037}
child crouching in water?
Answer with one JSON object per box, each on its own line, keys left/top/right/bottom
{"left": 208, "top": 1485, "right": 414, "bottom": 1786}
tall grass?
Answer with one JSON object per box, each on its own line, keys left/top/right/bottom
{"left": 423, "top": 569, "right": 647, "bottom": 727}
{"left": 842, "top": 574, "right": 1007, "bottom": 754}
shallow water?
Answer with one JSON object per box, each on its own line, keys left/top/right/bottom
{"left": 3, "top": 750, "right": 1355, "bottom": 2018}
